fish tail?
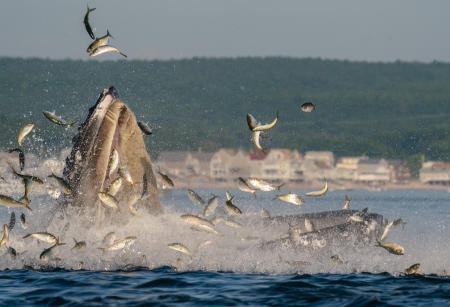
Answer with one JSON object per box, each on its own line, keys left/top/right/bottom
{"left": 277, "top": 183, "right": 285, "bottom": 190}
{"left": 107, "top": 29, "right": 114, "bottom": 39}
{"left": 120, "top": 52, "right": 127, "bottom": 58}
{"left": 22, "top": 234, "right": 31, "bottom": 239}
{"left": 88, "top": 6, "right": 96, "bottom": 12}
{"left": 24, "top": 201, "right": 32, "bottom": 211}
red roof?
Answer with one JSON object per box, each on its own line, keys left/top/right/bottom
{"left": 249, "top": 152, "right": 268, "bottom": 160}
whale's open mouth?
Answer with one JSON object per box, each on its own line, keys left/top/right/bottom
{"left": 61, "top": 87, "right": 160, "bottom": 221}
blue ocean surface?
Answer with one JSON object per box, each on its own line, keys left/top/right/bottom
{"left": 0, "top": 189, "right": 448, "bottom": 306}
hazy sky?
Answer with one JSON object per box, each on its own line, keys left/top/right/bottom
{"left": 1, "top": 0, "right": 450, "bottom": 62}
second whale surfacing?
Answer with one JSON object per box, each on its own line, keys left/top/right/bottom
{"left": 60, "top": 87, "right": 160, "bottom": 224}
{"left": 57, "top": 86, "right": 386, "bottom": 253}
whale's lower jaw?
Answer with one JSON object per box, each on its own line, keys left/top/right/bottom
{"left": 61, "top": 87, "right": 160, "bottom": 221}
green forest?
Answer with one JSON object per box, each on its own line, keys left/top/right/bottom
{"left": 0, "top": 57, "right": 449, "bottom": 173}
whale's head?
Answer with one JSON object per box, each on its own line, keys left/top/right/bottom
{"left": 62, "top": 87, "right": 160, "bottom": 221}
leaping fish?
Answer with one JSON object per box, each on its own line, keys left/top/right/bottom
{"left": 376, "top": 240, "right": 405, "bottom": 255}
{"left": 87, "top": 29, "right": 113, "bottom": 53}
{"left": 203, "top": 195, "right": 218, "bottom": 217}
{"left": 90, "top": 46, "right": 127, "bottom": 58}
{"left": 8, "top": 148, "right": 25, "bottom": 171}
{"left": 40, "top": 241, "right": 65, "bottom": 261}
{"left": 0, "top": 224, "right": 9, "bottom": 247}
{"left": 48, "top": 173, "right": 72, "bottom": 194}
{"left": 23, "top": 232, "right": 60, "bottom": 244}
{"left": 252, "top": 111, "right": 279, "bottom": 132}
{"left": 98, "top": 236, "right": 137, "bottom": 252}
{"left": 17, "top": 124, "right": 34, "bottom": 146}
{"left": 168, "top": 243, "right": 191, "bottom": 255}
{"left": 237, "top": 177, "right": 256, "bottom": 197}
{"left": 342, "top": 195, "right": 352, "bottom": 210}
{"left": 225, "top": 197, "right": 242, "bottom": 215}
{"left": 158, "top": 171, "right": 174, "bottom": 189}
{"left": 0, "top": 195, "right": 31, "bottom": 211}
{"left": 274, "top": 193, "right": 305, "bottom": 205}
{"left": 42, "top": 111, "right": 76, "bottom": 126}
{"left": 247, "top": 177, "right": 283, "bottom": 192}
{"left": 305, "top": 180, "right": 328, "bottom": 197}
{"left": 108, "top": 149, "right": 119, "bottom": 177}
{"left": 187, "top": 189, "right": 205, "bottom": 206}
{"left": 83, "top": 5, "right": 96, "bottom": 40}
{"left": 380, "top": 221, "right": 394, "bottom": 241}
{"left": 251, "top": 130, "right": 266, "bottom": 152}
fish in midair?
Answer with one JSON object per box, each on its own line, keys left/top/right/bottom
{"left": 274, "top": 193, "right": 305, "bottom": 206}
{"left": 8, "top": 148, "right": 25, "bottom": 171}
{"left": 300, "top": 102, "right": 315, "bottom": 112}
{"left": 225, "top": 197, "right": 242, "bottom": 215}
{"left": 90, "top": 45, "right": 127, "bottom": 58}
{"left": 203, "top": 195, "right": 218, "bottom": 217}
{"left": 405, "top": 263, "right": 420, "bottom": 275}
{"left": 187, "top": 189, "right": 204, "bottom": 206}
{"left": 98, "top": 192, "right": 120, "bottom": 212}
{"left": 119, "top": 167, "right": 134, "bottom": 184}
{"left": 180, "top": 214, "right": 215, "bottom": 228}
{"left": 23, "top": 232, "right": 60, "bottom": 244}
{"left": 106, "top": 177, "right": 122, "bottom": 196}
{"left": 20, "top": 213, "right": 26, "bottom": 229}
{"left": 224, "top": 218, "right": 242, "bottom": 228}
{"left": 305, "top": 180, "right": 328, "bottom": 197}
{"left": 0, "top": 224, "right": 9, "bottom": 247}
{"left": 376, "top": 240, "right": 405, "bottom": 255}
{"left": 72, "top": 238, "right": 87, "bottom": 251}
{"left": 48, "top": 173, "right": 72, "bottom": 194}
{"left": 342, "top": 195, "right": 352, "bottom": 210}
{"left": 331, "top": 255, "right": 343, "bottom": 264}
{"left": 42, "top": 111, "right": 76, "bottom": 126}
{"left": 87, "top": 29, "right": 113, "bottom": 53}
{"left": 128, "top": 195, "right": 141, "bottom": 216}
{"left": 347, "top": 208, "right": 367, "bottom": 223}
{"left": 225, "top": 191, "right": 233, "bottom": 202}
{"left": 98, "top": 236, "right": 137, "bottom": 252}
{"left": 380, "top": 221, "right": 394, "bottom": 241}
{"left": 247, "top": 177, "right": 283, "bottom": 192}
{"left": 7, "top": 247, "right": 17, "bottom": 259}
{"left": 393, "top": 218, "right": 407, "bottom": 229}
{"left": 40, "top": 241, "right": 65, "bottom": 261}
{"left": 158, "top": 171, "right": 174, "bottom": 189}
{"left": 83, "top": 6, "right": 96, "bottom": 40}
{"left": 8, "top": 212, "right": 15, "bottom": 232}
{"left": 19, "top": 177, "right": 33, "bottom": 204}
{"left": 10, "top": 166, "right": 43, "bottom": 185}
{"left": 246, "top": 113, "right": 259, "bottom": 131}
{"left": 168, "top": 243, "right": 191, "bottom": 255}
{"left": 0, "top": 194, "right": 31, "bottom": 211}
{"left": 251, "top": 111, "right": 279, "bottom": 132}
{"left": 17, "top": 124, "right": 34, "bottom": 146}
{"left": 251, "top": 130, "right": 266, "bottom": 152}
{"left": 237, "top": 177, "right": 256, "bottom": 197}
{"left": 108, "top": 149, "right": 119, "bottom": 177}
{"left": 137, "top": 121, "right": 153, "bottom": 135}
{"left": 197, "top": 240, "right": 212, "bottom": 249}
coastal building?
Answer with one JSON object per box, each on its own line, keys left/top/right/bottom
{"left": 355, "top": 159, "right": 391, "bottom": 183}
{"left": 419, "top": 161, "right": 450, "bottom": 185}
{"left": 302, "top": 151, "right": 335, "bottom": 181}
{"left": 156, "top": 151, "right": 212, "bottom": 179}
{"left": 335, "top": 156, "right": 365, "bottom": 181}
{"left": 389, "top": 160, "right": 411, "bottom": 183}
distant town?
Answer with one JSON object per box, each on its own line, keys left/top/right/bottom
{"left": 0, "top": 149, "right": 449, "bottom": 192}
{"left": 154, "top": 149, "right": 450, "bottom": 190}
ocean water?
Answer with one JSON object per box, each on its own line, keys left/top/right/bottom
{"left": 0, "top": 188, "right": 448, "bottom": 305}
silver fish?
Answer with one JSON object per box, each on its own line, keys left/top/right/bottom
{"left": 48, "top": 173, "right": 72, "bottom": 194}
{"left": 304, "top": 218, "right": 315, "bottom": 232}
{"left": 0, "top": 194, "right": 31, "bottom": 211}
{"left": 20, "top": 213, "right": 26, "bottom": 229}
{"left": 168, "top": 243, "right": 191, "bottom": 255}
{"left": 158, "top": 171, "right": 174, "bottom": 189}
{"left": 305, "top": 180, "right": 328, "bottom": 197}
{"left": 43, "top": 111, "right": 76, "bottom": 126}
{"left": 376, "top": 240, "right": 405, "bottom": 255}
{"left": 83, "top": 5, "right": 96, "bottom": 40}
{"left": 40, "top": 242, "right": 65, "bottom": 261}
{"left": 102, "top": 232, "right": 116, "bottom": 246}
{"left": 23, "top": 232, "right": 60, "bottom": 244}
{"left": 87, "top": 29, "right": 112, "bottom": 53}
{"left": 187, "top": 189, "right": 204, "bottom": 206}
{"left": 342, "top": 195, "right": 352, "bottom": 210}
{"left": 181, "top": 214, "right": 215, "bottom": 227}
{"left": 274, "top": 193, "right": 304, "bottom": 205}
{"left": 98, "top": 192, "right": 120, "bottom": 211}
{"left": 247, "top": 177, "right": 282, "bottom": 192}
{"left": 17, "top": 124, "right": 34, "bottom": 146}
{"left": 107, "top": 177, "right": 122, "bottom": 196}
{"left": 137, "top": 121, "right": 153, "bottom": 135}
{"left": 8, "top": 148, "right": 25, "bottom": 171}
{"left": 99, "top": 236, "right": 137, "bottom": 252}
{"left": 224, "top": 219, "right": 242, "bottom": 228}
{"left": 380, "top": 221, "right": 394, "bottom": 241}
{"left": 237, "top": 177, "right": 256, "bottom": 197}
{"left": 225, "top": 197, "right": 242, "bottom": 215}
{"left": 119, "top": 167, "right": 134, "bottom": 184}
{"left": 19, "top": 177, "right": 33, "bottom": 204}
{"left": 197, "top": 240, "right": 212, "bottom": 249}
{"left": 0, "top": 224, "right": 9, "bottom": 247}
{"left": 251, "top": 130, "right": 265, "bottom": 152}
{"left": 246, "top": 113, "right": 259, "bottom": 131}
{"left": 90, "top": 45, "right": 127, "bottom": 58}
{"left": 252, "top": 111, "right": 279, "bottom": 132}
{"left": 108, "top": 149, "right": 119, "bottom": 177}
{"left": 203, "top": 195, "right": 218, "bottom": 217}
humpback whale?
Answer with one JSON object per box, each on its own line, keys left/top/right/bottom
{"left": 61, "top": 87, "right": 160, "bottom": 223}
{"left": 59, "top": 86, "right": 386, "bottom": 250}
